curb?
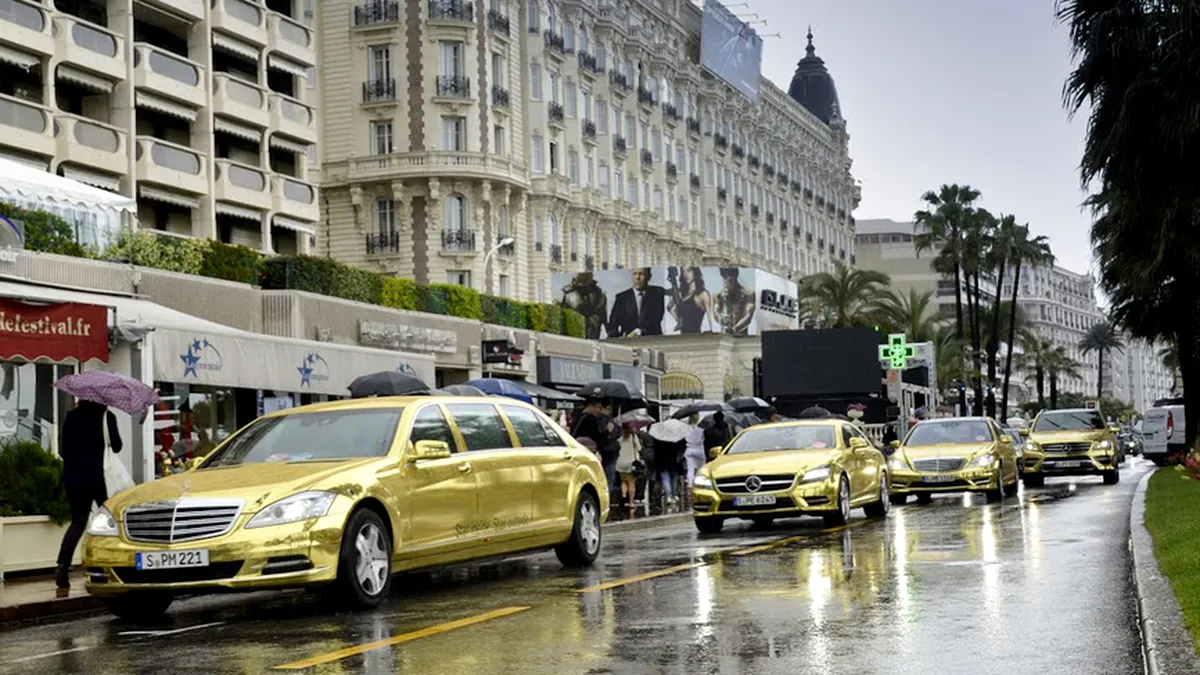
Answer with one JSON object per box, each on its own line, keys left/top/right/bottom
{"left": 0, "top": 593, "right": 103, "bottom": 628}
{"left": 1130, "top": 469, "right": 1200, "bottom": 675}
{"left": 603, "top": 513, "right": 692, "bottom": 535}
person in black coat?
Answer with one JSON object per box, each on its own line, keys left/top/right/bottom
{"left": 607, "top": 267, "right": 666, "bottom": 337}
{"left": 56, "top": 399, "right": 121, "bottom": 589}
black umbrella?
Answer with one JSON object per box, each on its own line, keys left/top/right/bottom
{"left": 699, "top": 411, "right": 756, "bottom": 430}
{"left": 443, "top": 384, "right": 487, "bottom": 397}
{"left": 578, "top": 379, "right": 637, "bottom": 400}
{"left": 798, "top": 406, "right": 834, "bottom": 419}
{"left": 348, "top": 371, "right": 431, "bottom": 398}
{"left": 727, "top": 396, "right": 771, "bottom": 413}
{"left": 671, "top": 401, "right": 733, "bottom": 419}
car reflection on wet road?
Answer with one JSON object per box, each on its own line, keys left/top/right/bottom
{"left": 0, "top": 462, "right": 1149, "bottom": 675}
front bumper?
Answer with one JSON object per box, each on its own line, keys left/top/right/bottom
{"left": 1023, "top": 453, "right": 1116, "bottom": 475}
{"left": 691, "top": 479, "right": 839, "bottom": 519}
{"left": 890, "top": 467, "right": 1000, "bottom": 494}
{"left": 82, "top": 511, "right": 349, "bottom": 596}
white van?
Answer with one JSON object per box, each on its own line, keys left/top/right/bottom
{"left": 1142, "top": 397, "right": 1185, "bottom": 465}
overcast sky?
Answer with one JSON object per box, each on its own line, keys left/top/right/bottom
{"left": 709, "top": 0, "right": 1094, "bottom": 277}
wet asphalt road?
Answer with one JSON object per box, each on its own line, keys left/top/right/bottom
{"left": 0, "top": 460, "right": 1151, "bottom": 675}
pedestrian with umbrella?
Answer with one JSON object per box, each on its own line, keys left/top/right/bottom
{"left": 726, "top": 396, "right": 771, "bottom": 413}
{"left": 571, "top": 397, "right": 621, "bottom": 496}
{"left": 466, "top": 378, "right": 534, "bottom": 404}
{"left": 52, "top": 371, "right": 160, "bottom": 590}
{"left": 348, "top": 371, "right": 431, "bottom": 398}
{"left": 648, "top": 419, "right": 691, "bottom": 507}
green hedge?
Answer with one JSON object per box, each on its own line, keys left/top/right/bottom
{"left": 381, "top": 277, "right": 423, "bottom": 311}
{"left": 0, "top": 202, "right": 89, "bottom": 257}
{"left": 0, "top": 440, "right": 70, "bottom": 524}
{"left": 260, "top": 255, "right": 383, "bottom": 305}
{"left": 200, "top": 241, "right": 260, "bottom": 285}
{"left": 564, "top": 308, "right": 586, "bottom": 338}
{"left": 483, "top": 295, "right": 530, "bottom": 329}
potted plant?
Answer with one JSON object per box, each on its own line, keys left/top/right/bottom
{"left": 0, "top": 439, "right": 73, "bottom": 578}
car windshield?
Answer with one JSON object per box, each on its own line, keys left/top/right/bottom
{"left": 725, "top": 425, "right": 838, "bottom": 454}
{"left": 1033, "top": 410, "right": 1105, "bottom": 432}
{"left": 204, "top": 408, "right": 403, "bottom": 467}
{"left": 905, "top": 420, "right": 993, "bottom": 447}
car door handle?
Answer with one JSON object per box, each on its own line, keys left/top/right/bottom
{"left": 562, "top": 450, "right": 574, "bottom": 460}
{"left": 458, "top": 462, "right": 472, "bottom": 474}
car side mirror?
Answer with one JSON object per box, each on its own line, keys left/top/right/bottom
{"left": 1019, "top": 428, "right": 1030, "bottom": 437}
{"left": 889, "top": 440, "right": 901, "bottom": 449}
{"left": 187, "top": 456, "right": 205, "bottom": 472}
{"left": 849, "top": 437, "right": 870, "bottom": 450}
{"left": 1108, "top": 424, "right": 1120, "bottom": 434}
{"left": 708, "top": 446, "right": 722, "bottom": 460}
{"left": 410, "top": 440, "right": 452, "bottom": 461}
{"left": 999, "top": 435, "right": 1013, "bottom": 445}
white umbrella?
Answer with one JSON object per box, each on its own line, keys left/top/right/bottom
{"left": 649, "top": 418, "right": 693, "bottom": 443}
{"left": 615, "top": 409, "right": 655, "bottom": 428}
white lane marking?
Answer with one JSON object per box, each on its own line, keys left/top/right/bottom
{"left": 118, "top": 621, "right": 225, "bottom": 637}
{"left": 9, "top": 647, "right": 90, "bottom": 664}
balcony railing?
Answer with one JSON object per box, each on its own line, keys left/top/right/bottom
{"left": 713, "top": 133, "right": 727, "bottom": 150}
{"left": 732, "top": 144, "right": 745, "bottom": 160}
{"left": 689, "top": 174, "right": 700, "bottom": 190}
{"left": 804, "top": 187, "right": 814, "bottom": 200}
{"left": 585, "top": 255, "right": 595, "bottom": 271}
{"left": 666, "top": 162, "right": 677, "bottom": 180}
{"left": 839, "top": 249, "right": 847, "bottom": 260}
{"left": 816, "top": 196, "right": 825, "bottom": 208}
{"left": 550, "top": 244, "right": 563, "bottom": 263}
{"left": 686, "top": 117, "right": 700, "bottom": 134}
{"left": 763, "top": 164, "right": 775, "bottom": 179}
{"left": 543, "top": 30, "right": 565, "bottom": 54}
{"left": 778, "top": 172, "right": 788, "bottom": 185}
{"left": 662, "top": 103, "right": 679, "bottom": 121}
{"left": 487, "top": 8, "right": 509, "bottom": 34}
{"left": 436, "top": 75, "right": 470, "bottom": 98}
{"left": 497, "top": 234, "right": 515, "bottom": 255}
{"left": 613, "top": 135, "right": 627, "bottom": 154}
{"left": 442, "top": 228, "right": 476, "bottom": 251}
{"left": 366, "top": 230, "right": 400, "bottom": 254}
{"left": 429, "top": 0, "right": 474, "bottom": 22}
{"left": 354, "top": 0, "right": 400, "bottom": 25}
{"left": 637, "top": 88, "right": 655, "bottom": 106}
{"left": 818, "top": 238, "right": 825, "bottom": 249}
{"left": 717, "top": 188, "right": 727, "bottom": 203}
{"left": 609, "top": 70, "right": 630, "bottom": 91}
{"left": 837, "top": 208, "right": 847, "bottom": 220}
{"left": 491, "top": 85, "right": 510, "bottom": 107}
{"left": 748, "top": 155, "right": 760, "bottom": 170}
{"left": 578, "top": 50, "right": 597, "bottom": 72}
{"left": 806, "top": 233, "right": 814, "bottom": 244}
{"left": 750, "top": 205, "right": 760, "bottom": 218}
{"left": 640, "top": 149, "right": 653, "bottom": 167}
{"left": 582, "top": 119, "right": 596, "bottom": 139}
{"left": 735, "top": 197, "right": 745, "bottom": 211}
{"left": 363, "top": 78, "right": 396, "bottom": 102}
{"left": 793, "top": 181, "right": 802, "bottom": 194}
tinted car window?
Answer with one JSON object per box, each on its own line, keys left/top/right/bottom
{"left": 841, "top": 426, "right": 853, "bottom": 447}
{"left": 725, "top": 425, "right": 838, "bottom": 454}
{"left": 206, "top": 408, "right": 403, "bottom": 466}
{"left": 501, "top": 405, "right": 560, "bottom": 448}
{"left": 446, "top": 403, "right": 515, "bottom": 452}
{"left": 410, "top": 405, "right": 457, "bottom": 450}
{"left": 905, "top": 420, "right": 994, "bottom": 446}
{"left": 1033, "top": 410, "right": 1105, "bottom": 432}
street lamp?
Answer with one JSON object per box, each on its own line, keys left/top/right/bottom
{"left": 484, "top": 236, "right": 515, "bottom": 295}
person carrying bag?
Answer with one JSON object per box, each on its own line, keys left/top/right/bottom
{"left": 56, "top": 400, "right": 124, "bottom": 590}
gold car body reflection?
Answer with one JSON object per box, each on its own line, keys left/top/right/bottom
{"left": 83, "top": 396, "right": 608, "bottom": 598}
{"left": 889, "top": 417, "right": 1020, "bottom": 499}
{"left": 1023, "top": 408, "right": 1120, "bottom": 483}
{"left": 692, "top": 420, "right": 889, "bottom": 528}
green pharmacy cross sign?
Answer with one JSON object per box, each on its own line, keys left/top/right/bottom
{"left": 880, "top": 333, "right": 915, "bottom": 370}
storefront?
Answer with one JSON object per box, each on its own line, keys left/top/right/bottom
{"left": 537, "top": 356, "right": 605, "bottom": 395}
{"left": 605, "top": 364, "right": 647, "bottom": 397}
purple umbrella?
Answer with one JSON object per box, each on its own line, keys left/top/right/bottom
{"left": 54, "top": 371, "right": 160, "bottom": 416}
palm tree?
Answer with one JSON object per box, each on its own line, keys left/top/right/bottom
{"left": 983, "top": 215, "right": 1018, "bottom": 417}
{"left": 873, "top": 288, "right": 946, "bottom": 343}
{"left": 913, "top": 184, "right": 981, "bottom": 340}
{"left": 1079, "top": 321, "right": 1123, "bottom": 401}
{"left": 1059, "top": 0, "right": 1200, "bottom": 445}
{"left": 800, "top": 262, "right": 890, "bottom": 328}
{"left": 1016, "top": 330, "right": 1054, "bottom": 411}
{"left": 934, "top": 325, "right": 968, "bottom": 393}
{"left": 1046, "top": 347, "right": 1081, "bottom": 409}
{"left": 960, "top": 208, "right": 997, "bottom": 415}
{"left": 1159, "top": 342, "right": 1180, "bottom": 394}
{"left": 1001, "top": 224, "right": 1053, "bottom": 417}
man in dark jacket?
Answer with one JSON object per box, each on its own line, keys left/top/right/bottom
{"left": 572, "top": 399, "right": 621, "bottom": 496}
{"left": 704, "top": 411, "right": 732, "bottom": 452}
{"left": 56, "top": 400, "right": 121, "bottom": 589}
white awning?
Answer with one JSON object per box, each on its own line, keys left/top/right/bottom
{"left": 214, "top": 117, "right": 263, "bottom": 142}
{"left": 138, "top": 185, "right": 200, "bottom": 209}
{"left": 272, "top": 214, "right": 315, "bottom": 235}
{"left": 0, "top": 45, "right": 38, "bottom": 70}
{"left": 60, "top": 165, "right": 121, "bottom": 192}
{"left": 135, "top": 91, "right": 198, "bottom": 122}
{"left": 268, "top": 135, "right": 311, "bottom": 154}
{"left": 215, "top": 201, "right": 263, "bottom": 221}
{"left": 212, "top": 32, "right": 259, "bottom": 61}
{"left": 0, "top": 156, "right": 135, "bottom": 213}
{"left": 56, "top": 65, "right": 114, "bottom": 93}
{"left": 267, "top": 54, "right": 308, "bottom": 78}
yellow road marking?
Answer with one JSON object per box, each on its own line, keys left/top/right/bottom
{"left": 273, "top": 606, "right": 531, "bottom": 670}
{"left": 727, "top": 534, "right": 809, "bottom": 556}
{"left": 576, "top": 562, "right": 705, "bottom": 593}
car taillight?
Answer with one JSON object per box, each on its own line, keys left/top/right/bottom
{"left": 1167, "top": 412, "right": 1174, "bottom": 440}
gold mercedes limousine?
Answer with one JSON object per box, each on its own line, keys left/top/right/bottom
{"left": 83, "top": 396, "right": 608, "bottom": 621}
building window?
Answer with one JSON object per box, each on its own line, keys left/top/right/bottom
{"left": 534, "top": 216, "right": 543, "bottom": 245}
{"left": 444, "top": 194, "right": 468, "bottom": 232}
{"left": 374, "top": 198, "right": 394, "bottom": 236}
{"left": 498, "top": 274, "right": 510, "bottom": 297}
{"left": 497, "top": 205, "right": 509, "bottom": 237}
{"left": 629, "top": 177, "right": 638, "bottom": 206}
{"left": 439, "top": 41, "right": 464, "bottom": 77}
{"left": 529, "top": 63, "right": 542, "bottom": 100}
{"left": 563, "top": 21, "right": 575, "bottom": 50}
{"left": 615, "top": 169, "right": 624, "bottom": 200}
{"left": 494, "top": 125, "right": 505, "bottom": 155}
{"left": 548, "top": 70, "right": 559, "bottom": 103}
{"left": 531, "top": 134, "right": 544, "bottom": 172}
{"left": 564, "top": 81, "right": 577, "bottom": 117}
{"left": 537, "top": 279, "right": 547, "bottom": 302}
{"left": 549, "top": 140, "right": 559, "bottom": 173}
{"left": 585, "top": 155, "right": 594, "bottom": 186}
{"left": 581, "top": 90, "right": 592, "bottom": 121}
{"left": 491, "top": 53, "right": 504, "bottom": 87}
{"left": 527, "top": 0, "right": 539, "bottom": 31}
{"left": 547, "top": 1, "right": 556, "bottom": 32}
{"left": 369, "top": 45, "right": 391, "bottom": 80}
{"left": 441, "top": 116, "right": 466, "bottom": 151}
{"left": 567, "top": 150, "right": 579, "bottom": 185}
{"left": 599, "top": 163, "right": 610, "bottom": 194}
{"left": 596, "top": 42, "right": 606, "bottom": 70}
{"left": 596, "top": 98, "right": 607, "bottom": 133}
{"left": 371, "top": 121, "right": 393, "bottom": 155}
{"left": 447, "top": 270, "right": 472, "bottom": 287}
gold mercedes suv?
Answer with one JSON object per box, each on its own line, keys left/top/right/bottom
{"left": 83, "top": 397, "right": 608, "bottom": 621}
{"left": 1021, "top": 407, "right": 1121, "bottom": 486}
{"left": 691, "top": 419, "right": 890, "bottom": 533}
{"left": 888, "top": 417, "right": 1020, "bottom": 503}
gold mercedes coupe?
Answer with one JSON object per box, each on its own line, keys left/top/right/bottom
{"left": 691, "top": 419, "right": 890, "bottom": 533}
{"left": 82, "top": 397, "right": 608, "bottom": 621}
{"left": 888, "top": 417, "right": 1020, "bottom": 504}
{"left": 1021, "top": 407, "right": 1121, "bottom": 486}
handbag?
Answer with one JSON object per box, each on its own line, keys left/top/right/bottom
{"left": 102, "top": 412, "right": 135, "bottom": 496}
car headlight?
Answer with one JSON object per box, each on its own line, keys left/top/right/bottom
{"left": 1096, "top": 440, "right": 1112, "bottom": 450}
{"left": 246, "top": 491, "right": 337, "bottom": 529}
{"left": 693, "top": 474, "right": 713, "bottom": 489}
{"left": 800, "top": 466, "right": 832, "bottom": 483}
{"left": 970, "top": 454, "right": 997, "bottom": 468}
{"left": 87, "top": 507, "right": 118, "bottom": 537}
{"left": 888, "top": 456, "right": 910, "bottom": 472}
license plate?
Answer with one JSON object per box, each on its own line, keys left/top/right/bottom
{"left": 1051, "top": 461, "right": 1083, "bottom": 469}
{"left": 734, "top": 495, "right": 777, "bottom": 507}
{"left": 135, "top": 549, "right": 210, "bottom": 570}
{"left": 923, "top": 475, "right": 956, "bottom": 483}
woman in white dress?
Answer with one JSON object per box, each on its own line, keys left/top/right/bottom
{"left": 683, "top": 414, "right": 708, "bottom": 487}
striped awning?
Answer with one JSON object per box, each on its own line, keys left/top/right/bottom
{"left": 267, "top": 54, "right": 308, "bottom": 78}
{"left": 660, "top": 371, "right": 705, "bottom": 400}
{"left": 268, "top": 134, "right": 310, "bottom": 154}
{"left": 57, "top": 65, "right": 114, "bottom": 93}
{"left": 272, "top": 215, "right": 315, "bottom": 235}
{"left": 212, "top": 32, "right": 259, "bottom": 61}
{"left": 215, "top": 201, "right": 263, "bottom": 221}
{"left": 138, "top": 185, "right": 200, "bottom": 209}
{"left": 214, "top": 117, "right": 263, "bottom": 142}
{"left": 135, "top": 91, "right": 197, "bottom": 121}
{"left": 60, "top": 165, "right": 121, "bottom": 192}
{"left": 0, "top": 45, "right": 38, "bottom": 70}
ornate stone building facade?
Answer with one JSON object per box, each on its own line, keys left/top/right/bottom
{"left": 317, "top": 0, "right": 857, "bottom": 301}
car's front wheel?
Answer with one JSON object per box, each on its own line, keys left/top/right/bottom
{"left": 695, "top": 517, "right": 725, "bottom": 534}
{"left": 1003, "top": 464, "right": 1020, "bottom": 497}
{"left": 335, "top": 508, "right": 393, "bottom": 609}
{"left": 102, "top": 593, "right": 173, "bottom": 623}
{"left": 864, "top": 473, "right": 890, "bottom": 518}
{"left": 1023, "top": 472, "right": 1045, "bottom": 488}
{"left": 1103, "top": 469, "right": 1121, "bottom": 485}
{"left": 556, "top": 490, "right": 602, "bottom": 567}
{"left": 823, "top": 476, "right": 851, "bottom": 527}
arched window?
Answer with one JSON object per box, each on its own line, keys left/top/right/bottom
{"left": 374, "top": 198, "right": 394, "bottom": 236}
{"left": 563, "top": 21, "right": 575, "bottom": 50}
{"left": 444, "top": 193, "right": 468, "bottom": 232}
{"left": 527, "top": 0, "right": 539, "bottom": 31}
{"left": 547, "top": 2, "right": 556, "bottom": 32}
{"left": 579, "top": 24, "right": 589, "bottom": 53}
{"left": 497, "top": 205, "right": 509, "bottom": 238}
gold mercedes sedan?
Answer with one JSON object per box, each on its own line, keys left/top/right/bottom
{"left": 691, "top": 419, "right": 890, "bottom": 534}
{"left": 1021, "top": 407, "right": 1121, "bottom": 487}
{"left": 888, "top": 417, "right": 1020, "bottom": 504}
{"left": 82, "top": 397, "right": 608, "bottom": 621}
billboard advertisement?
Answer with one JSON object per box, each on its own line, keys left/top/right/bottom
{"left": 699, "top": 0, "right": 764, "bottom": 101}
{"left": 553, "top": 266, "right": 798, "bottom": 340}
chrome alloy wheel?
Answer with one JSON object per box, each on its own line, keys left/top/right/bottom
{"left": 579, "top": 498, "right": 601, "bottom": 556}
{"left": 354, "top": 523, "right": 390, "bottom": 597}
